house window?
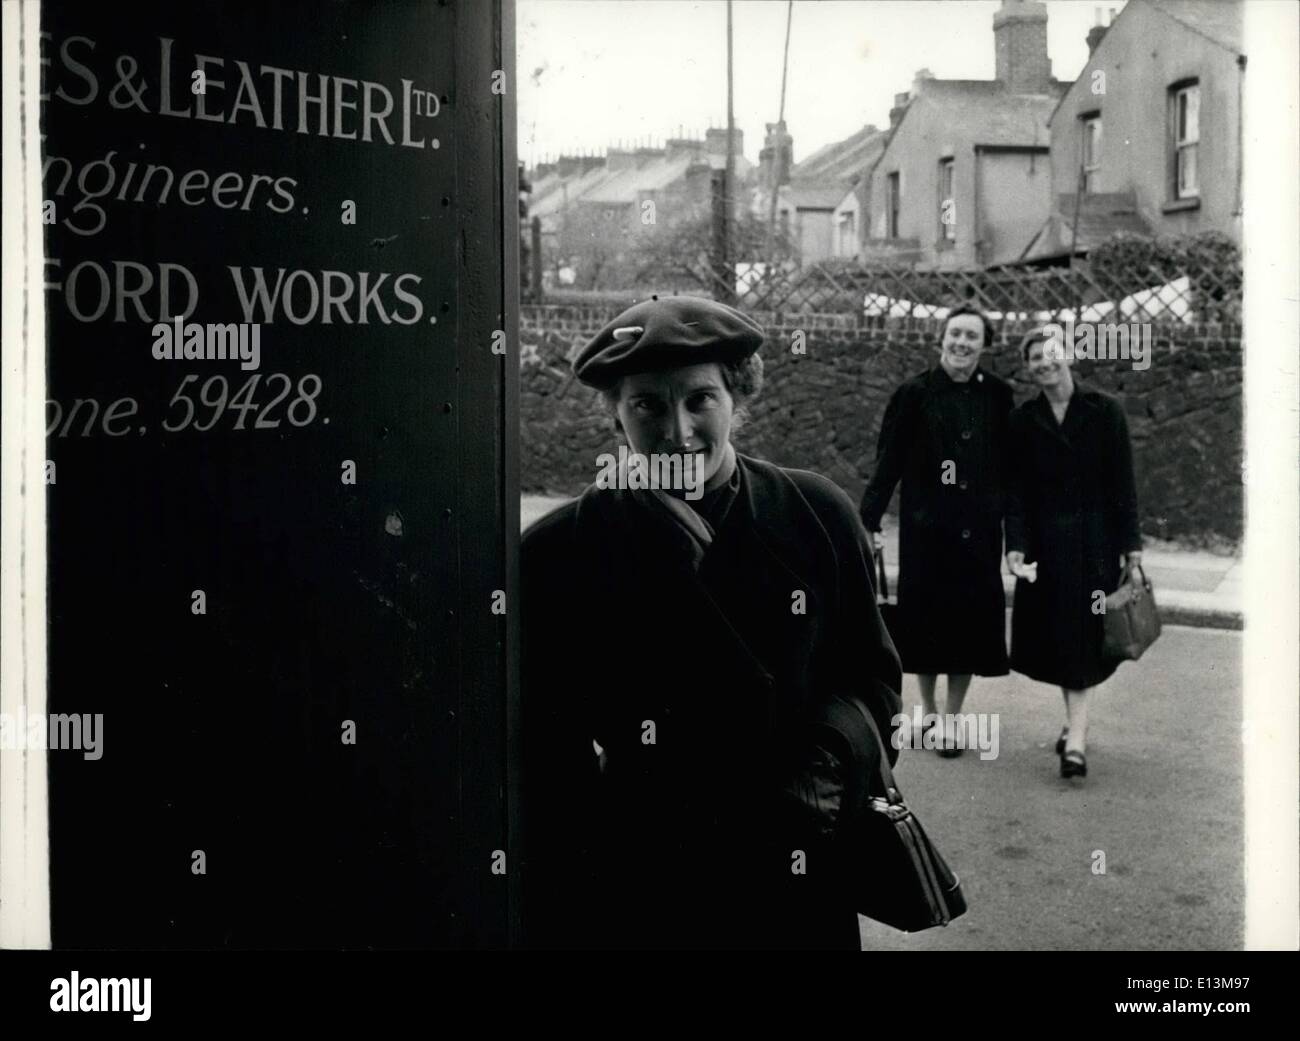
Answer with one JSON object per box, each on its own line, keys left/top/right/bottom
{"left": 1170, "top": 81, "right": 1199, "bottom": 199}
{"left": 837, "top": 210, "right": 857, "bottom": 256}
{"left": 1080, "top": 113, "right": 1101, "bottom": 193}
{"left": 886, "top": 171, "right": 901, "bottom": 238}
{"left": 938, "top": 158, "right": 955, "bottom": 242}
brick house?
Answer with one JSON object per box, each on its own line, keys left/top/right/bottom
{"left": 529, "top": 130, "right": 752, "bottom": 289}
{"left": 769, "top": 122, "right": 887, "bottom": 262}
{"left": 1021, "top": 0, "right": 1244, "bottom": 263}
{"left": 864, "top": 0, "right": 1069, "bottom": 269}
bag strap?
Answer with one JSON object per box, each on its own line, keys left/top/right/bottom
{"left": 1126, "top": 562, "right": 1151, "bottom": 588}
{"left": 1116, "top": 562, "right": 1152, "bottom": 597}
{"left": 874, "top": 545, "right": 891, "bottom": 602}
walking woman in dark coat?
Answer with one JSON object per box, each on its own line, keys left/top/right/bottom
{"left": 1005, "top": 328, "right": 1144, "bottom": 779}
{"left": 859, "top": 306, "right": 1013, "bottom": 756}
{"left": 521, "top": 297, "right": 902, "bottom": 950}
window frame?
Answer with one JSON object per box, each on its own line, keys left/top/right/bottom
{"left": 1169, "top": 79, "right": 1201, "bottom": 201}
{"left": 886, "top": 171, "right": 901, "bottom": 239}
{"left": 1079, "top": 111, "right": 1102, "bottom": 194}
{"left": 937, "top": 157, "right": 955, "bottom": 244}
{"left": 837, "top": 209, "right": 857, "bottom": 256}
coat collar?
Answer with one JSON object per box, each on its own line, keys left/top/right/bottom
{"left": 733, "top": 453, "right": 834, "bottom": 592}
{"left": 927, "top": 362, "right": 989, "bottom": 391}
{"left": 1027, "top": 376, "right": 1103, "bottom": 445}
{"left": 570, "top": 452, "right": 835, "bottom": 687}
{"left": 573, "top": 452, "right": 831, "bottom": 592}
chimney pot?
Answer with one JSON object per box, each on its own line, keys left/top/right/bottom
{"left": 889, "top": 92, "right": 911, "bottom": 129}
{"left": 705, "top": 126, "right": 744, "bottom": 158}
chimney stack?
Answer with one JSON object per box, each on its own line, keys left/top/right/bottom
{"left": 1086, "top": 6, "right": 1108, "bottom": 54}
{"left": 665, "top": 136, "right": 703, "bottom": 163}
{"left": 993, "top": 0, "right": 1053, "bottom": 95}
{"left": 705, "top": 126, "right": 744, "bottom": 160}
{"left": 605, "top": 147, "right": 637, "bottom": 172}
{"left": 889, "top": 91, "right": 911, "bottom": 129}
{"left": 759, "top": 120, "right": 793, "bottom": 191}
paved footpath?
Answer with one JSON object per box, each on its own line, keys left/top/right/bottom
{"left": 876, "top": 523, "right": 1240, "bottom": 630}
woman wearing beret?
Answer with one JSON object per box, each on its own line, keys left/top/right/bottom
{"left": 859, "top": 306, "right": 1013, "bottom": 756}
{"left": 1005, "top": 329, "right": 1144, "bottom": 780}
{"left": 521, "top": 296, "right": 902, "bottom": 950}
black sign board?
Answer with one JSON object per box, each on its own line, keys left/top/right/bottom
{"left": 40, "top": 0, "right": 516, "bottom": 948}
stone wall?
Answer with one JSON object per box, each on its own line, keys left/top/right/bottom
{"left": 519, "top": 304, "right": 1243, "bottom": 542}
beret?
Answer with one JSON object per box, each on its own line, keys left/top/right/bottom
{"left": 572, "top": 296, "right": 765, "bottom": 388}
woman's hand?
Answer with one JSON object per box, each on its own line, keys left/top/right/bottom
{"left": 871, "top": 530, "right": 884, "bottom": 552}
{"left": 781, "top": 744, "right": 845, "bottom": 842}
{"left": 1006, "top": 551, "right": 1038, "bottom": 583}
{"left": 1125, "top": 551, "right": 1144, "bottom": 586}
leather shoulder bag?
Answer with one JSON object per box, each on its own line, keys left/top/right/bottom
{"left": 815, "top": 694, "right": 967, "bottom": 932}
{"left": 1103, "top": 562, "right": 1162, "bottom": 662}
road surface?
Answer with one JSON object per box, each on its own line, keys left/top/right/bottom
{"left": 858, "top": 625, "right": 1242, "bottom": 950}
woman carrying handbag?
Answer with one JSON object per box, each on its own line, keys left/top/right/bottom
{"left": 521, "top": 297, "right": 903, "bottom": 949}
{"left": 1005, "top": 328, "right": 1151, "bottom": 780}
{"left": 859, "top": 306, "right": 1014, "bottom": 758}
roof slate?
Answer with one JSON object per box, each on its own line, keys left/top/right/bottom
{"left": 879, "top": 83, "right": 1060, "bottom": 166}
{"left": 793, "top": 124, "right": 886, "bottom": 183}
{"left": 1019, "top": 192, "right": 1153, "bottom": 262}
{"left": 1147, "top": 0, "right": 1243, "bottom": 54}
{"left": 786, "top": 181, "right": 851, "bottom": 211}
{"left": 530, "top": 165, "right": 621, "bottom": 218}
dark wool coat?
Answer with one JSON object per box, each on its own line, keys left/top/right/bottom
{"left": 521, "top": 454, "right": 902, "bottom": 950}
{"left": 859, "top": 365, "right": 1013, "bottom": 676}
{"left": 1005, "top": 381, "right": 1143, "bottom": 689}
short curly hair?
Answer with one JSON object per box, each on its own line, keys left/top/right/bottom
{"left": 1019, "top": 325, "right": 1056, "bottom": 360}
{"left": 943, "top": 304, "right": 995, "bottom": 348}
{"left": 599, "top": 353, "right": 765, "bottom": 432}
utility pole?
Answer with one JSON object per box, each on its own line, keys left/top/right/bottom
{"left": 766, "top": 0, "right": 794, "bottom": 276}
{"left": 724, "top": 0, "right": 735, "bottom": 301}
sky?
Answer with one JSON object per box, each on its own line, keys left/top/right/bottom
{"left": 518, "top": 0, "right": 1127, "bottom": 168}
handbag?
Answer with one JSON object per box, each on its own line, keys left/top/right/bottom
{"left": 1103, "top": 562, "right": 1162, "bottom": 661}
{"left": 815, "top": 693, "right": 967, "bottom": 932}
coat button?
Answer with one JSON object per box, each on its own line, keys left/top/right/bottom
{"left": 959, "top": 479, "right": 968, "bottom": 490}
{"left": 961, "top": 529, "right": 971, "bottom": 539}
{"left": 961, "top": 430, "right": 972, "bottom": 441}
